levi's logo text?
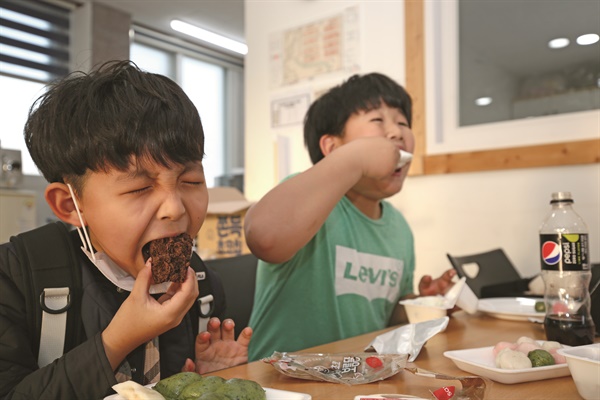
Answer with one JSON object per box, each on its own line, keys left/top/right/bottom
{"left": 540, "top": 233, "right": 589, "bottom": 271}
{"left": 334, "top": 245, "right": 403, "bottom": 302}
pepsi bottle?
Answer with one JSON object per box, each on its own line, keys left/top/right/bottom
{"left": 539, "top": 192, "right": 595, "bottom": 346}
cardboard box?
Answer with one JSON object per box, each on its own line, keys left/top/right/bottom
{"left": 197, "top": 187, "right": 253, "bottom": 259}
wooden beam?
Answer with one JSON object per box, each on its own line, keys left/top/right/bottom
{"left": 405, "top": 0, "right": 425, "bottom": 176}
{"left": 424, "top": 139, "right": 600, "bottom": 174}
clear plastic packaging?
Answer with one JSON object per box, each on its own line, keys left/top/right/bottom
{"left": 397, "top": 150, "right": 413, "bottom": 168}
{"left": 365, "top": 317, "right": 449, "bottom": 361}
{"left": 264, "top": 318, "right": 450, "bottom": 384}
{"left": 403, "top": 368, "right": 491, "bottom": 400}
{"left": 263, "top": 352, "right": 408, "bottom": 385}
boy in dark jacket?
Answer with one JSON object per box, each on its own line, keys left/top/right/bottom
{"left": 0, "top": 60, "right": 252, "bottom": 399}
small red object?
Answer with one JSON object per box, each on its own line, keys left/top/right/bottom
{"left": 431, "top": 385, "right": 455, "bottom": 400}
{"left": 365, "top": 356, "right": 383, "bottom": 369}
{"left": 552, "top": 302, "right": 569, "bottom": 314}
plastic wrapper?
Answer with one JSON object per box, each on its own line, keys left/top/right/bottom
{"left": 365, "top": 317, "right": 449, "bottom": 361}
{"left": 353, "top": 368, "right": 491, "bottom": 400}
{"left": 404, "top": 367, "right": 491, "bottom": 400}
{"left": 263, "top": 352, "right": 408, "bottom": 385}
{"left": 354, "top": 395, "right": 429, "bottom": 399}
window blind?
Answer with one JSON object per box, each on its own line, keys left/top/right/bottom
{"left": 0, "top": 0, "right": 70, "bottom": 82}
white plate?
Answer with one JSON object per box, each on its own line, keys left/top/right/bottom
{"left": 354, "top": 395, "right": 428, "bottom": 400}
{"left": 477, "top": 297, "right": 544, "bottom": 321}
{"left": 444, "top": 343, "right": 571, "bottom": 384}
{"left": 354, "top": 393, "right": 427, "bottom": 400}
{"left": 105, "top": 386, "right": 311, "bottom": 400}
{"left": 263, "top": 388, "right": 311, "bottom": 400}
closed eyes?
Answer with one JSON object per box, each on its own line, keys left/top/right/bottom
{"left": 127, "top": 186, "right": 151, "bottom": 195}
{"left": 183, "top": 181, "right": 203, "bottom": 186}
{"left": 125, "top": 180, "right": 202, "bottom": 195}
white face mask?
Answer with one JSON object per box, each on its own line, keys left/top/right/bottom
{"left": 67, "top": 184, "right": 171, "bottom": 293}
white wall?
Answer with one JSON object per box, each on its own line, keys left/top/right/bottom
{"left": 395, "top": 165, "right": 599, "bottom": 281}
{"left": 244, "top": 1, "right": 405, "bottom": 198}
{"left": 244, "top": 0, "right": 600, "bottom": 291}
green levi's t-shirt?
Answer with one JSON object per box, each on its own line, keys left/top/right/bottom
{"left": 247, "top": 195, "right": 415, "bottom": 361}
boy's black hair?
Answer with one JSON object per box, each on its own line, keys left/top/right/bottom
{"left": 303, "top": 72, "right": 412, "bottom": 165}
{"left": 24, "top": 60, "right": 204, "bottom": 189}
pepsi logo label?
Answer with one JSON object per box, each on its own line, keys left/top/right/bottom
{"left": 542, "top": 241, "right": 561, "bottom": 265}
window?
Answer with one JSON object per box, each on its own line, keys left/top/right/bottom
{"left": 0, "top": 0, "right": 69, "bottom": 82}
{"left": 0, "top": 0, "right": 71, "bottom": 175}
{"left": 131, "top": 27, "right": 244, "bottom": 189}
{"left": 0, "top": 75, "right": 44, "bottom": 175}
{"left": 458, "top": 0, "right": 599, "bottom": 127}
{"left": 424, "top": 0, "right": 599, "bottom": 155}
{"left": 130, "top": 42, "right": 174, "bottom": 79}
{"left": 180, "top": 57, "right": 225, "bottom": 187}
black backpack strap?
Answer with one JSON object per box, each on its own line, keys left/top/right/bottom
{"left": 10, "top": 222, "right": 83, "bottom": 367}
{"left": 190, "top": 253, "right": 226, "bottom": 333}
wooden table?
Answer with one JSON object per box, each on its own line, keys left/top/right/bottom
{"left": 208, "top": 312, "right": 598, "bottom": 399}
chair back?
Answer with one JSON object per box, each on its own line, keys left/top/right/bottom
{"left": 447, "top": 248, "right": 525, "bottom": 298}
{"left": 205, "top": 253, "right": 258, "bottom": 338}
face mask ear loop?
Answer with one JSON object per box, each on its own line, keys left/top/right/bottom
{"left": 67, "top": 183, "right": 96, "bottom": 263}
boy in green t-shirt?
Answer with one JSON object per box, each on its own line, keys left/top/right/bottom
{"left": 245, "top": 73, "right": 455, "bottom": 361}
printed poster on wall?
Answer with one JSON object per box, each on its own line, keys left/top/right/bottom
{"left": 270, "top": 92, "right": 311, "bottom": 129}
{"left": 269, "top": 6, "right": 360, "bottom": 88}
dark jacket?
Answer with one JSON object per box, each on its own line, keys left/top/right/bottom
{"left": 0, "top": 229, "right": 225, "bottom": 400}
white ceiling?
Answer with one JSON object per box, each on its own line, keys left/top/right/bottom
{"left": 85, "top": 0, "right": 245, "bottom": 45}
{"left": 78, "top": 0, "right": 599, "bottom": 78}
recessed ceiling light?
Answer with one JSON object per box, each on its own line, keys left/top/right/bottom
{"left": 548, "top": 37, "right": 570, "bottom": 49}
{"left": 170, "top": 19, "right": 248, "bottom": 55}
{"left": 475, "top": 97, "right": 492, "bottom": 106}
{"left": 576, "top": 33, "right": 599, "bottom": 45}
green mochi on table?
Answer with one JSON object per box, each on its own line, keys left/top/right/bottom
{"left": 528, "top": 349, "right": 555, "bottom": 367}
{"left": 215, "top": 378, "right": 265, "bottom": 400}
{"left": 153, "top": 372, "right": 203, "bottom": 399}
{"left": 151, "top": 372, "right": 266, "bottom": 400}
{"left": 180, "top": 376, "right": 226, "bottom": 400}
{"left": 195, "top": 393, "right": 229, "bottom": 400}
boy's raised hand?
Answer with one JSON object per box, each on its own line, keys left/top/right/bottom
{"left": 418, "top": 269, "right": 457, "bottom": 296}
{"left": 102, "top": 261, "right": 199, "bottom": 370}
{"left": 181, "top": 317, "right": 252, "bottom": 374}
{"left": 245, "top": 136, "right": 404, "bottom": 263}
{"left": 341, "top": 137, "right": 400, "bottom": 180}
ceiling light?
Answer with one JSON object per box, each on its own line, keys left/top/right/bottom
{"left": 170, "top": 19, "right": 248, "bottom": 55}
{"left": 548, "top": 37, "right": 569, "bottom": 49}
{"left": 475, "top": 97, "right": 492, "bottom": 106}
{"left": 576, "top": 33, "right": 599, "bottom": 46}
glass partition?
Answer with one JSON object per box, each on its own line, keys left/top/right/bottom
{"left": 404, "top": 0, "right": 600, "bottom": 175}
{"left": 459, "top": 0, "right": 599, "bottom": 127}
